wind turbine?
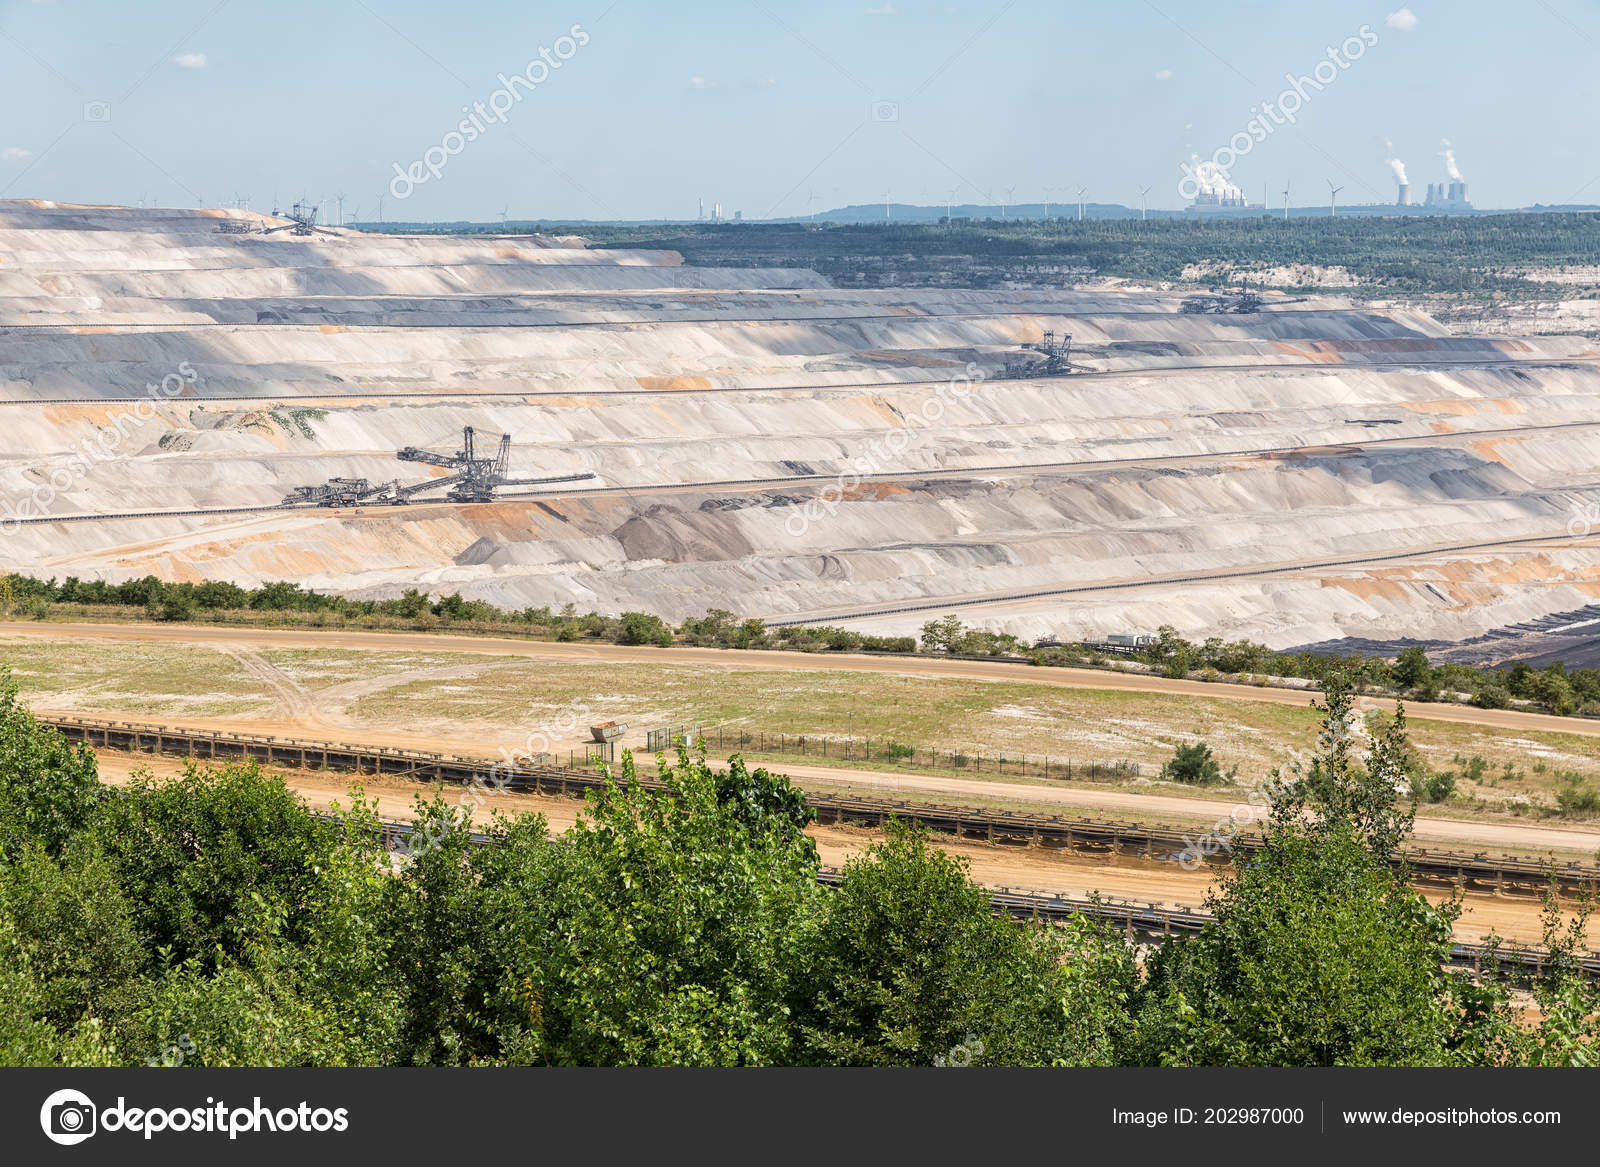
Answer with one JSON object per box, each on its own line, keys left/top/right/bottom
{"left": 1327, "top": 179, "right": 1343, "bottom": 217}
{"left": 1283, "top": 180, "right": 1291, "bottom": 221}
{"left": 883, "top": 189, "right": 891, "bottom": 222}
{"left": 334, "top": 192, "right": 346, "bottom": 227}
{"left": 1075, "top": 184, "right": 1087, "bottom": 221}
{"left": 1137, "top": 185, "right": 1151, "bottom": 222}
{"left": 1003, "top": 185, "right": 1016, "bottom": 220}
{"left": 500, "top": 204, "right": 509, "bottom": 230}
{"left": 806, "top": 188, "right": 821, "bottom": 218}
{"left": 945, "top": 187, "right": 957, "bottom": 223}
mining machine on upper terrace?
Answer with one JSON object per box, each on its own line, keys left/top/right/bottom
{"left": 262, "top": 201, "right": 341, "bottom": 238}
{"left": 1003, "top": 330, "right": 1079, "bottom": 378}
{"left": 280, "top": 426, "right": 595, "bottom": 508}
{"left": 1181, "top": 278, "right": 1309, "bottom": 314}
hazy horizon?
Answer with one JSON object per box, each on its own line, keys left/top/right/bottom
{"left": 2, "top": 1, "right": 1595, "bottom": 221}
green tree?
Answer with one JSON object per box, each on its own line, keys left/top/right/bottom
{"left": 0, "top": 671, "right": 102, "bottom": 861}
{"left": 487, "top": 747, "right": 821, "bottom": 1066}
{"left": 1278, "top": 675, "right": 1415, "bottom": 861}
{"left": 0, "top": 841, "right": 143, "bottom": 1026}
{"left": 0, "top": 910, "right": 118, "bottom": 1067}
{"left": 1160, "top": 741, "right": 1229, "bottom": 786}
{"left": 1392, "top": 645, "right": 1434, "bottom": 692}
{"left": 1128, "top": 824, "right": 1458, "bottom": 1065}
{"left": 919, "top": 615, "right": 964, "bottom": 654}
{"left": 791, "top": 822, "right": 1134, "bottom": 1066}
{"left": 1128, "top": 673, "right": 1457, "bottom": 1066}
{"left": 618, "top": 611, "right": 674, "bottom": 646}
{"left": 93, "top": 762, "right": 340, "bottom": 968}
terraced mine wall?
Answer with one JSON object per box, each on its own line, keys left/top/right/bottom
{"left": 3, "top": 200, "right": 1600, "bottom": 653}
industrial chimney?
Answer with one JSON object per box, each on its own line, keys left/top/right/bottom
{"left": 1397, "top": 183, "right": 1411, "bottom": 206}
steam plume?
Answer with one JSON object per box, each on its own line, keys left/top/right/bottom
{"left": 1440, "top": 138, "right": 1463, "bottom": 181}
{"left": 1385, "top": 139, "right": 1408, "bottom": 186}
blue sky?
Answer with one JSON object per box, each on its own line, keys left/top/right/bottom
{"left": 0, "top": 0, "right": 1595, "bottom": 220}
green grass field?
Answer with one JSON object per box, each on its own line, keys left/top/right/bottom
{"left": 5, "top": 635, "right": 1599, "bottom": 820}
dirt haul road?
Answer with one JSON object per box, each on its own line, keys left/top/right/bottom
{"left": 91, "top": 752, "right": 1555, "bottom": 947}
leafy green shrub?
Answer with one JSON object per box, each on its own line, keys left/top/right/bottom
{"left": 1555, "top": 775, "right": 1600, "bottom": 816}
{"left": 1160, "top": 742, "right": 1230, "bottom": 786}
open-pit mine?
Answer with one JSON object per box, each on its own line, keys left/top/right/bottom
{"left": 4, "top": 200, "right": 1600, "bottom": 654}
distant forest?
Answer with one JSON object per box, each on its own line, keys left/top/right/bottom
{"left": 377, "top": 212, "right": 1600, "bottom": 297}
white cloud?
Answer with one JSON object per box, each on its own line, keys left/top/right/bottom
{"left": 1, "top": 147, "right": 33, "bottom": 162}
{"left": 1154, "top": 68, "right": 1172, "bottom": 81}
{"left": 758, "top": 78, "right": 777, "bottom": 88}
{"left": 1385, "top": 8, "right": 1418, "bottom": 31}
{"left": 687, "top": 76, "right": 715, "bottom": 89}
{"left": 866, "top": 3, "right": 898, "bottom": 13}
{"left": 173, "top": 52, "right": 208, "bottom": 69}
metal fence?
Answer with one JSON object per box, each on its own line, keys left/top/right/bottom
{"left": 645, "top": 724, "right": 1141, "bottom": 782}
